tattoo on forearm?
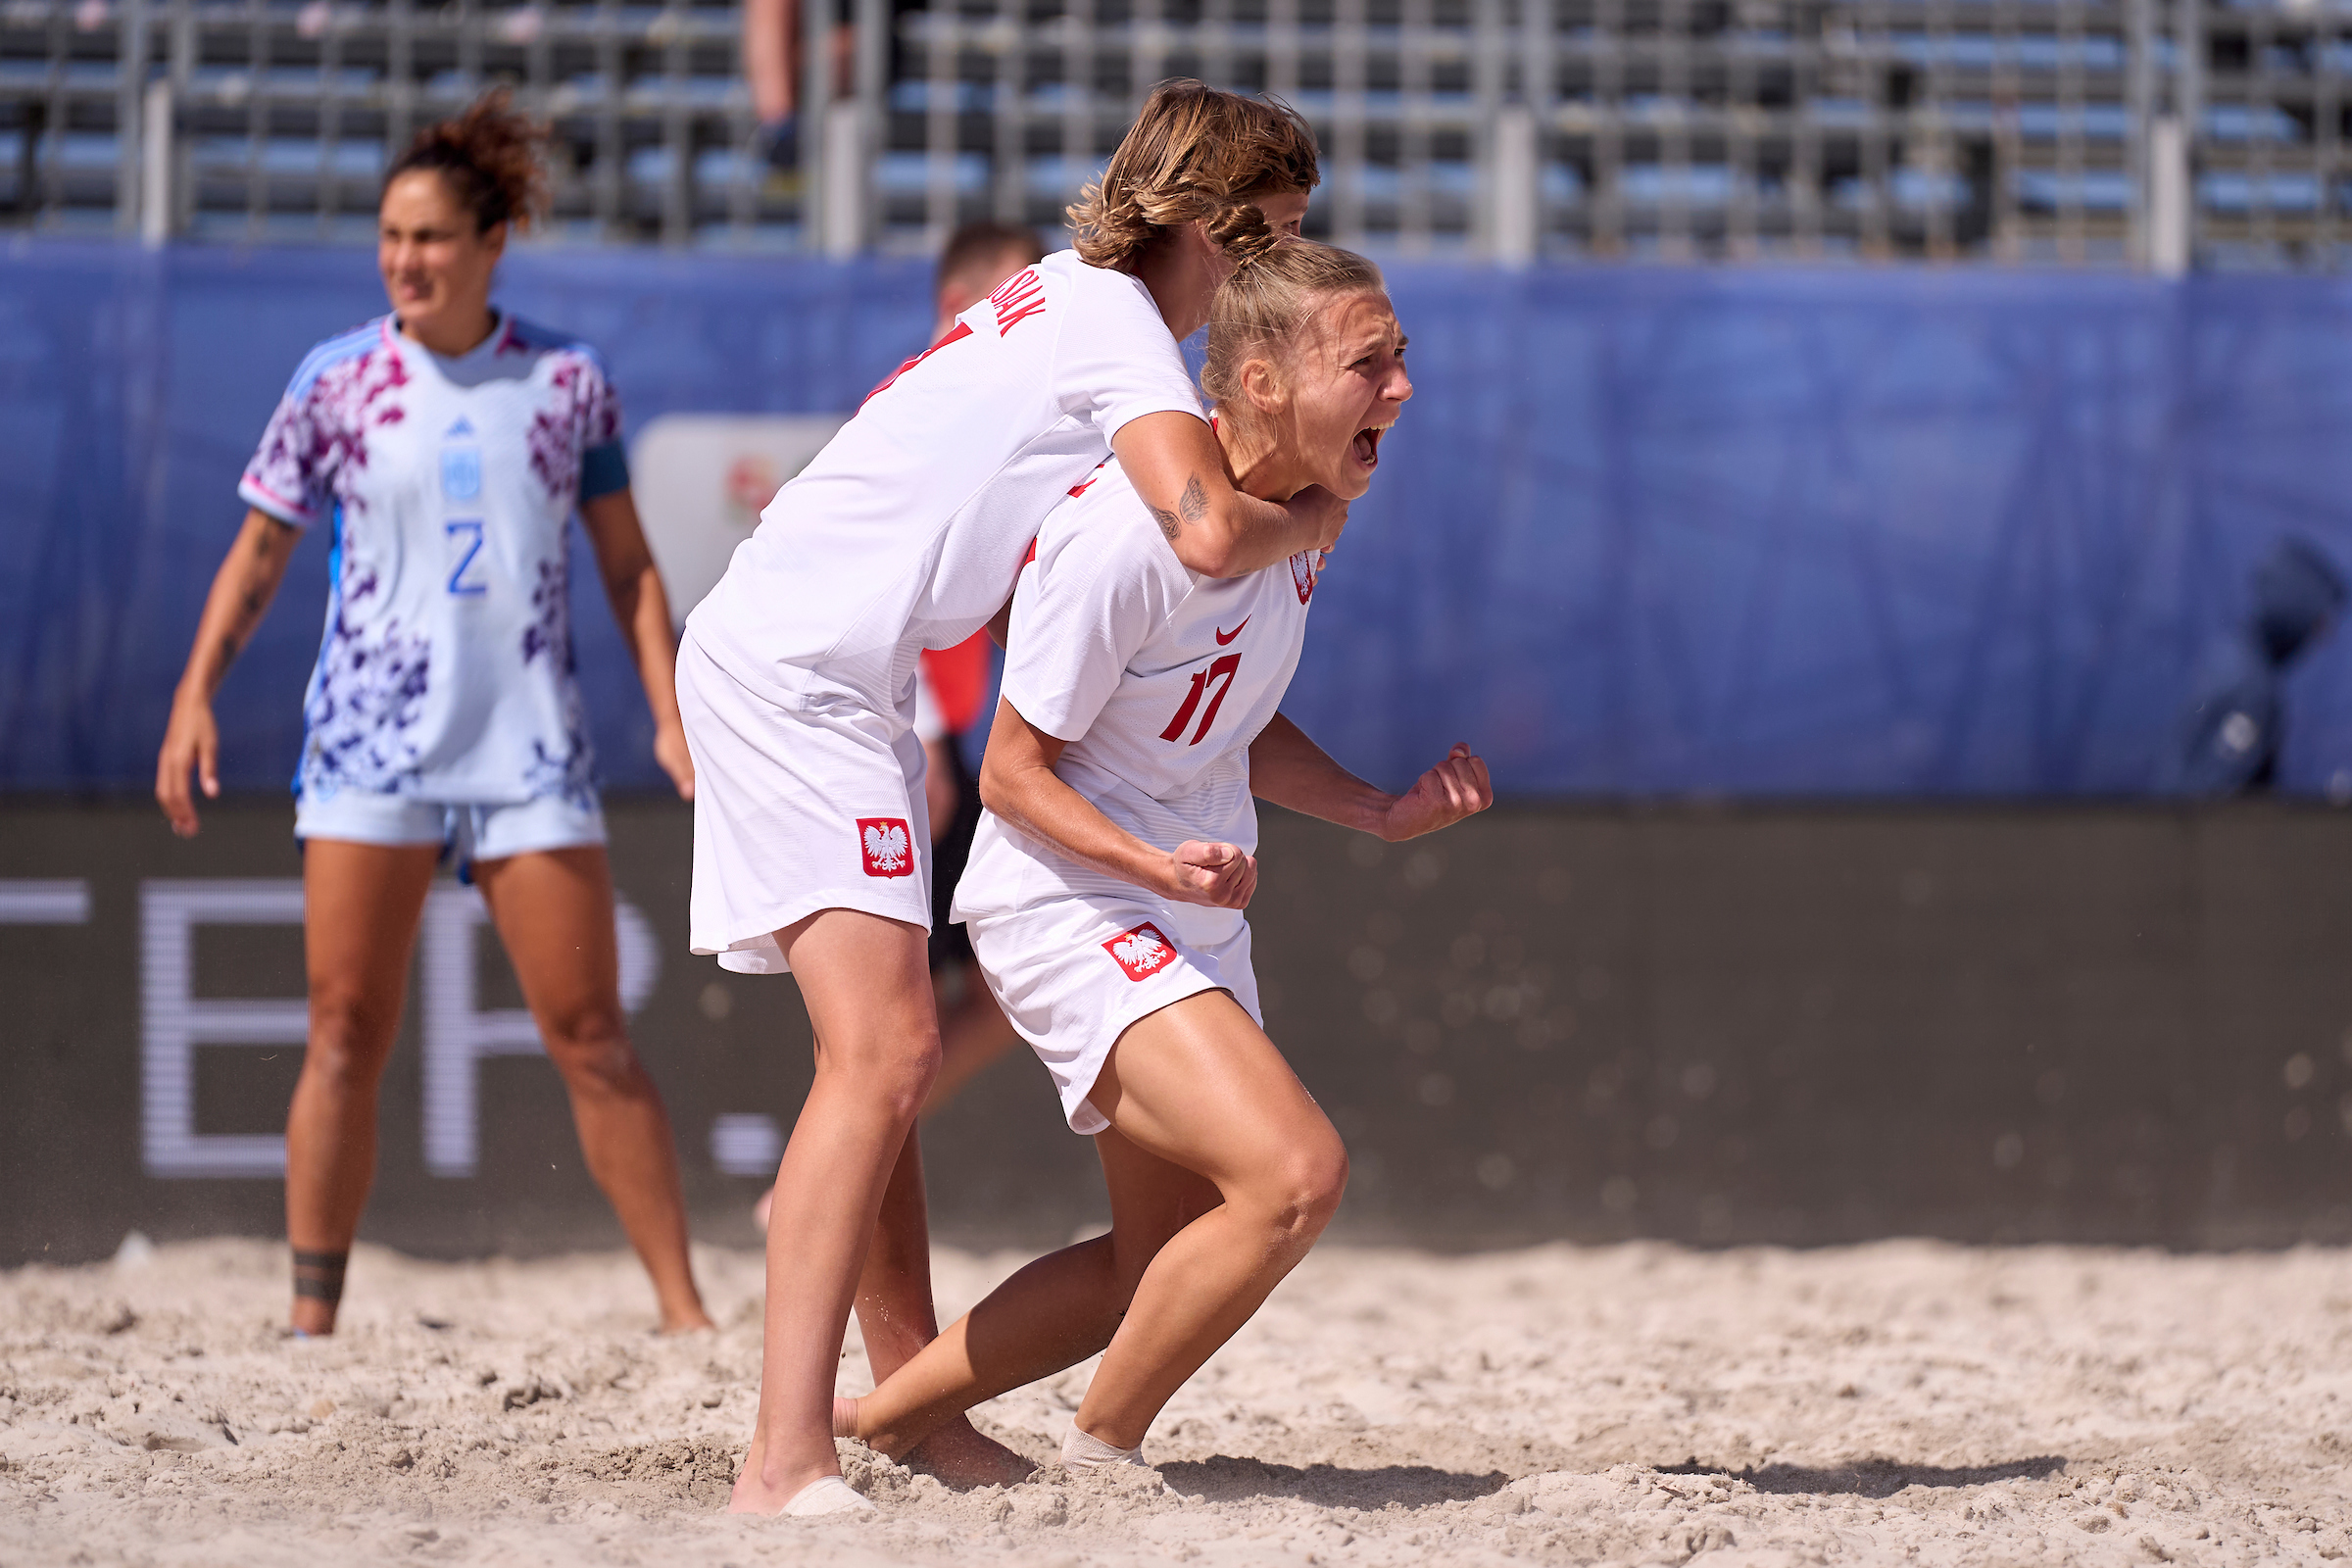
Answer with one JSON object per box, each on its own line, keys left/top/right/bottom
{"left": 1150, "top": 506, "right": 1181, "bottom": 543}
{"left": 1178, "top": 473, "right": 1208, "bottom": 524}
{"left": 226, "top": 574, "right": 271, "bottom": 648}
{"left": 213, "top": 519, "right": 293, "bottom": 673}
{"left": 219, "top": 603, "right": 259, "bottom": 667}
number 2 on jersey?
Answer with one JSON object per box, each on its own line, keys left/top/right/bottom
{"left": 445, "top": 519, "right": 487, "bottom": 596}
{"left": 1160, "top": 653, "right": 1242, "bottom": 746}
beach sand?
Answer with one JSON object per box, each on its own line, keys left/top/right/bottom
{"left": 5, "top": 1236, "right": 2350, "bottom": 1565}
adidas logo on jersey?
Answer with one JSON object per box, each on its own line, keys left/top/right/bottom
{"left": 1102, "top": 921, "right": 1177, "bottom": 982}
{"left": 857, "top": 817, "right": 914, "bottom": 877}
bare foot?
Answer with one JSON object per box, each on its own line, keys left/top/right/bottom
{"left": 287, "top": 1299, "right": 336, "bottom": 1337}
{"left": 727, "top": 1432, "right": 839, "bottom": 1515}
{"left": 901, "top": 1416, "right": 1037, "bottom": 1489}
{"left": 659, "top": 1308, "right": 717, "bottom": 1335}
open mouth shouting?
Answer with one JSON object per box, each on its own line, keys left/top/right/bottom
{"left": 1351, "top": 419, "right": 1393, "bottom": 470}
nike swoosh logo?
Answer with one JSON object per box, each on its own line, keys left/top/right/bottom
{"left": 1214, "top": 617, "right": 1250, "bottom": 646}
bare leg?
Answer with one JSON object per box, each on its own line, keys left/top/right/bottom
{"left": 283, "top": 840, "right": 439, "bottom": 1335}
{"left": 742, "top": 0, "right": 797, "bottom": 122}
{"left": 847, "top": 989, "right": 1345, "bottom": 1456}
{"left": 474, "top": 848, "right": 711, "bottom": 1333}
{"left": 750, "top": 961, "right": 1021, "bottom": 1226}
{"left": 851, "top": 1131, "right": 1034, "bottom": 1485}
{"left": 850, "top": 1129, "right": 1216, "bottom": 1458}
{"left": 1069, "top": 993, "right": 1348, "bottom": 1448}
{"left": 921, "top": 964, "right": 1024, "bottom": 1114}
{"left": 730, "top": 907, "right": 942, "bottom": 1513}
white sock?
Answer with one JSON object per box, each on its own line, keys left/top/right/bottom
{"left": 782, "top": 1475, "right": 874, "bottom": 1517}
{"left": 1061, "top": 1422, "right": 1149, "bottom": 1471}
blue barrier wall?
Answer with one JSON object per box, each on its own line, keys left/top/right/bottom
{"left": 6, "top": 241, "right": 2352, "bottom": 797}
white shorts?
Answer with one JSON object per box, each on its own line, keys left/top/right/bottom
{"left": 965, "top": 896, "right": 1260, "bottom": 1135}
{"left": 677, "top": 630, "right": 933, "bottom": 975}
{"left": 294, "top": 789, "right": 605, "bottom": 873}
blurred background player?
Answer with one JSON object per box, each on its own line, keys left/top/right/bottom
{"left": 752, "top": 220, "right": 1045, "bottom": 1231}
{"left": 914, "top": 222, "right": 1049, "bottom": 1105}
{"left": 2169, "top": 535, "right": 2348, "bottom": 797}
{"left": 152, "top": 90, "right": 710, "bottom": 1338}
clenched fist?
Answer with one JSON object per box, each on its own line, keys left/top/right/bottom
{"left": 1378, "top": 743, "right": 1494, "bottom": 842}
{"left": 1163, "top": 838, "right": 1258, "bottom": 909}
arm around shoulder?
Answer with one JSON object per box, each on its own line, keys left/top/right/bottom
{"left": 1110, "top": 412, "right": 1346, "bottom": 579}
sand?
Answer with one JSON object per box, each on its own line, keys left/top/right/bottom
{"left": 4, "top": 1235, "right": 2350, "bottom": 1566}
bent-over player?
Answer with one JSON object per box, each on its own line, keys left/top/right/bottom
{"left": 680, "top": 82, "right": 1344, "bottom": 1514}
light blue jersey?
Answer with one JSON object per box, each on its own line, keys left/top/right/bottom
{"left": 240, "top": 313, "right": 631, "bottom": 807}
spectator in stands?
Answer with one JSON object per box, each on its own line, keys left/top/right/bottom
{"left": 2169, "top": 535, "right": 2348, "bottom": 796}
{"left": 743, "top": 0, "right": 819, "bottom": 170}
{"left": 744, "top": 0, "right": 920, "bottom": 172}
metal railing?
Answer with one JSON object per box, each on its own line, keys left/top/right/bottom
{"left": 0, "top": 0, "right": 2342, "bottom": 266}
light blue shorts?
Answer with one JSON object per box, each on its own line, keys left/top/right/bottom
{"left": 294, "top": 790, "right": 607, "bottom": 872}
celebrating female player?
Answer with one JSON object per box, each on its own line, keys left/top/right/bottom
{"left": 829, "top": 240, "right": 1491, "bottom": 1472}
{"left": 154, "top": 91, "right": 710, "bottom": 1338}
{"left": 680, "top": 81, "right": 1347, "bottom": 1513}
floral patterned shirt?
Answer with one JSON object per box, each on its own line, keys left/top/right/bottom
{"left": 240, "top": 313, "right": 631, "bottom": 806}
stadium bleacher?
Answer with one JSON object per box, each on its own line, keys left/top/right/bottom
{"left": 0, "top": 0, "right": 2341, "bottom": 263}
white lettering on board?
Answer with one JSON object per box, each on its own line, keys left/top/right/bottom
{"left": 138, "top": 879, "right": 659, "bottom": 1179}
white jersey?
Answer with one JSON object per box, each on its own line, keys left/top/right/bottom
{"left": 240, "top": 313, "right": 630, "bottom": 806}
{"left": 684, "top": 249, "right": 1204, "bottom": 724}
{"left": 951, "top": 458, "right": 1323, "bottom": 927}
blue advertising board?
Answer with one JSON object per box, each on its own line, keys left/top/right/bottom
{"left": 5, "top": 241, "right": 2351, "bottom": 798}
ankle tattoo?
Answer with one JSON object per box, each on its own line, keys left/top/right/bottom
{"left": 291, "top": 1249, "right": 348, "bottom": 1304}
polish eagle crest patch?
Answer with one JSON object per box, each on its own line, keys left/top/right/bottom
{"left": 857, "top": 817, "right": 914, "bottom": 877}
{"left": 1103, "top": 921, "right": 1178, "bottom": 982}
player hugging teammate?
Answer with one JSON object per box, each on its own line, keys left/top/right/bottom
{"left": 681, "top": 80, "right": 1350, "bottom": 1515}
{"left": 829, "top": 240, "right": 1493, "bottom": 1474}
{"left": 682, "top": 79, "right": 1490, "bottom": 1513}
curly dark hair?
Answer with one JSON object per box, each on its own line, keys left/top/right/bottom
{"left": 383, "top": 86, "right": 548, "bottom": 234}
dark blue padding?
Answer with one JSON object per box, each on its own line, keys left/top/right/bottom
{"left": 578, "top": 441, "right": 630, "bottom": 502}
{"left": 6, "top": 242, "right": 2352, "bottom": 798}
